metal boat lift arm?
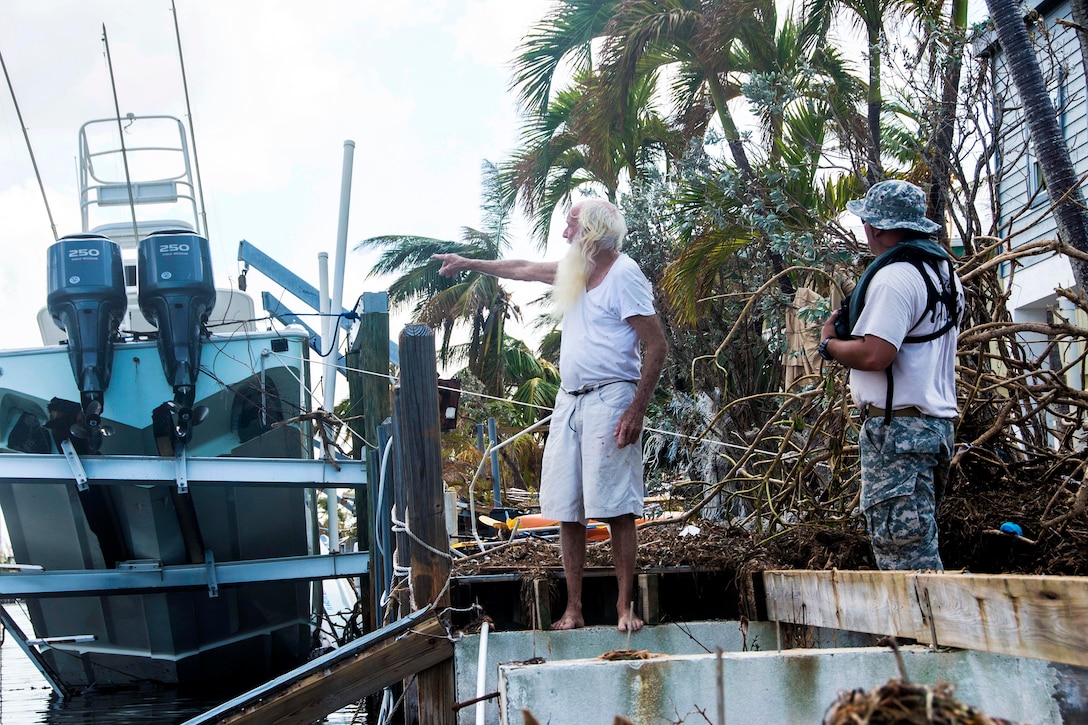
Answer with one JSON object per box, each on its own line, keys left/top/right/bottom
{"left": 0, "top": 605, "right": 73, "bottom": 697}
{"left": 238, "top": 239, "right": 398, "bottom": 366}
{"left": 238, "top": 239, "right": 353, "bottom": 330}
{"left": 0, "top": 551, "right": 370, "bottom": 598}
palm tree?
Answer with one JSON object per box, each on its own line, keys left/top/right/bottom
{"left": 595, "top": 0, "right": 769, "bottom": 180}
{"left": 354, "top": 162, "right": 520, "bottom": 395}
{"left": 802, "top": 0, "right": 929, "bottom": 184}
{"left": 986, "top": 0, "right": 1088, "bottom": 288}
{"left": 731, "top": 9, "right": 866, "bottom": 170}
{"left": 514, "top": 0, "right": 621, "bottom": 116}
{"left": 847, "top": 0, "right": 971, "bottom": 245}
{"left": 502, "top": 69, "right": 681, "bottom": 245}
{"left": 662, "top": 104, "right": 862, "bottom": 323}
{"left": 505, "top": 337, "right": 561, "bottom": 427}
{"left": 647, "top": 2, "right": 865, "bottom": 312}
{"left": 508, "top": 0, "right": 768, "bottom": 191}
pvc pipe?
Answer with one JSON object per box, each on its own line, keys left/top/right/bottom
{"left": 488, "top": 417, "right": 501, "bottom": 506}
{"left": 320, "top": 142, "right": 354, "bottom": 555}
{"left": 475, "top": 619, "right": 490, "bottom": 725}
{"left": 318, "top": 252, "right": 331, "bottom": 358}
{"left": 326, "top": 141, "right": 352, "bottom": 400}
{"left": 318, "top": 253, "right": 338, "bottom": 551}
{"left": 325, "top": 140, "right": 355, "bottom": 414}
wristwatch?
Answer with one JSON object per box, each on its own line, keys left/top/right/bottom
{"left": 817, "top": 337, "right": 835, "bottom": 362}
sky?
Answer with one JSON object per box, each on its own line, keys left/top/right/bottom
{"left": 0, "top": 0, "right": 564, "bottom": 369}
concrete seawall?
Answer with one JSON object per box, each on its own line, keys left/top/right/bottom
{"left": 454, "top": 620, "right": 1084, "bottom": 724}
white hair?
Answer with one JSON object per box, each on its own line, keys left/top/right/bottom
{"left": 551, "top": 200, "right": 627, "bottom": 317}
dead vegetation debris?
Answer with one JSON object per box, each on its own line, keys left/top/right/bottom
{"left": 598, "top": 649, "right": 656, "bottom": 661}
{"left": 451, "top": 520, "right": 873, "bottom": 577}
{"left": 823, "top": 679, "right": 1016, "bottom": 725}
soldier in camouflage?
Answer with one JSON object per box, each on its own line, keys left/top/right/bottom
{"left": 817, "top": 180, "right": 964, "bottom": 570}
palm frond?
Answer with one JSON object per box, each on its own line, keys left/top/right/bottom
{"left": 512, "top": 0, "right": 620, "bottom": 115}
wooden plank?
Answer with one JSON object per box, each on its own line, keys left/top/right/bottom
{"left": 348, "top": 292, "right": 391, "bottom": 631}
{"left": 761, "top": 570, "right": 1088, "bottom": 667}
{"left": 396, "top": 325, "right": 449, "bottom": 607}
{"left": 639, "top": 573, "right": 660, "bottom": 626}
{"left": 193, "top": 610, "right": 453, "bottom": 725}
{"left": 533, "top": 578, "right": 552, "bottom": 629}
{"left": 918, "top": 573, "right": 1088, "bottom": 667}
{"left": 762, "top": 570, "right": 927, "bottom": 641}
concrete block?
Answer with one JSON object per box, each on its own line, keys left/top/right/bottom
{"left": 454, "top": 620, "right": 877, "bottom": 725}
{"left": 497, "top": 646, "right": 1066, "bottom": 725}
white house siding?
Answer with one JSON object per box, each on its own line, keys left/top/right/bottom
{"left": 990, "top": 0, "right": 1087, "bottom": 394}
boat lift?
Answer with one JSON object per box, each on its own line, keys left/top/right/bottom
{"left": 0, "top": 451, "right": 370, "bottom": 695}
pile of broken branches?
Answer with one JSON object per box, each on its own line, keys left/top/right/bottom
{"left": 667, "top": 235, "right": 1088, "bottom": 576}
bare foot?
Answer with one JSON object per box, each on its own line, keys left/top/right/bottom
{"left": 617, "top": 610, "right": 643, "bottom": 633}
{"left": 551, "top": 610, "right": 584, "bottom": 630}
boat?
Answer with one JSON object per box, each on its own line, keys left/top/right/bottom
{"left": 0, "top": 114, "right": 367, "bottom": 695}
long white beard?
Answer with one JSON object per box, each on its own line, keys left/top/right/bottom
{"left": 552, "top": 242, "right": 591, "bottom": 317}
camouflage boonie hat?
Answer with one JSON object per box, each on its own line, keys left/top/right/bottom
{"left": 846, "top": 180, "right": 941, "bottom": 234}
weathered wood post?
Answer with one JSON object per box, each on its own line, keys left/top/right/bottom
{"left": 389, "top": 406, "right": 411, "bottom": 620}
{"left": 346, "top": 291, "right": 391, "bottom": 630}
{"left": 396, "top": 323, "right": 454, "bottom": 724}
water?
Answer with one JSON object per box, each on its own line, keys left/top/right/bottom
{"left": 0, "top": 605, "right": 367, "bottom": 724}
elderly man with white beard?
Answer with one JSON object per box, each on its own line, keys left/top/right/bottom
{"left": 432, "top": 199, "right": 667, "bottom": 632}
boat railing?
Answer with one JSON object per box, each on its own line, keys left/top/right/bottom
{"left": 77, "top": 115, "right": 200, "bottom": 239}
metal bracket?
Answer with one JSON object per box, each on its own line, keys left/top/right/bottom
{"left": 921, "top": 586, "right": 939, "bottom": 650}
{"left": 175, "top": 443, "right": 188, "bottom": 494}
{"left": 204, "top": 550, "right": 218, "bottom": 598}
{"left": 60, "top": 439, "right": 89, "bottom": 491}
{"left": 0, "top": 604, "right": 72, "bottom": 698}
{"left": 27, "top": 634, "right": 97, "bottom": 646}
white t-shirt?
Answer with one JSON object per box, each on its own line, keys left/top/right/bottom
{"left": 849, "top": 259, "right": 963, "bottom": 419}
{"left": 559, "top": 254, "right": 656, "bottom": 391}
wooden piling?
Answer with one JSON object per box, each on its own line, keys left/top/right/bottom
{"left": 396, "top": 323, "right": 455, "bottom": 725}
{"left": 346, "top": 291, "right": 391, "bottom": 630}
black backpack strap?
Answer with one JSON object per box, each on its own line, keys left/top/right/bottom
{"left": 903, "top": 257, "right": 958, "bottom": 344}
{"left": 884, "top": 368, "right": 894, "bottom": 426}
{"left": 882, "top": 257, "right": 957, "bottom": 425}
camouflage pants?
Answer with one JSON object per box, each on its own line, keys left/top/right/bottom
{"left": 859, "top": 415, "right": 953, "bottom": 571}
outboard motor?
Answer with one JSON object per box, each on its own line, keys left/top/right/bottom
{"left": 138, "top": 230, "right": 216, "bottom": 443}
{"left": 46, "top": 234, "right": 127, "bottom": 447}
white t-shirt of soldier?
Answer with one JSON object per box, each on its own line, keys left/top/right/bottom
{"left": 559, "top": 253, "right": 656, "bottom": 392}
{"left": 848, "top": 260, "right": 963, "bottom": 419}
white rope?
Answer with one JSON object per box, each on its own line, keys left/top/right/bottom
{"left": 270, "top": 349, "right": 774, "bottom": 455}
{"left": 390, "top": 508, "right": 454, "bottom": 561}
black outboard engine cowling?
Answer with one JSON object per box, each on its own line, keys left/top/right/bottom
{"left": 138, "top": 230, "right": 216, "bottom": 442}
{"left": 46, "top": 234, "right": 127, "bottom": 445}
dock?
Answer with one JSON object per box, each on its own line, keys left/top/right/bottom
{"left": 182, "top": 607, "right": 451, "bottom": 725}
{"left": 178, "top": 566, "right": 1087, "bottom": 723}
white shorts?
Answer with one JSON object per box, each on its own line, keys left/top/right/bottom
{"left": 539, "top": 382, "right": 645, "bottom": 523}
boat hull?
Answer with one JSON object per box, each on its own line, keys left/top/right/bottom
{"left": 0, "top": 330, "right": 322, "bottom": 692}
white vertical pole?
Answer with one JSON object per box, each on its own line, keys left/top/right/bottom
{"left": 319, "top": 252, "right": 331, "bottom": 349}
{"left": 318, "top": 252, "right": 338, "bottom": 551}
{"left": 324, "top": 141, "right": 353, "bottom": 554}
{"left": 475, "top": 620, "right": 490, "bottom": 725}
{"left": 325, "top": 140, "right": 355, "bottom": 414}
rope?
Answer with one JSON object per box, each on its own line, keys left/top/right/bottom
{"left": 267, "top": 348, "right": 775, "bottom": 456}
